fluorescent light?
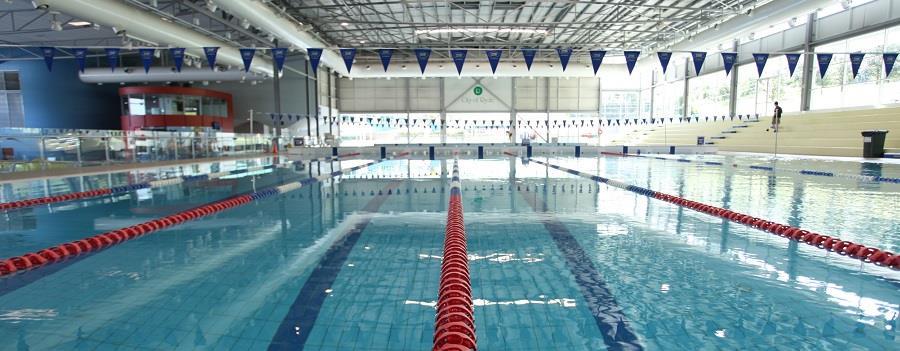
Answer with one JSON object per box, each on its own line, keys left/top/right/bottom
{"left": 68, "top": 21, "right": 92, "bottom": 27}
{"left": 415, "top": 28, "right": 547, "bottom": 35}
{"left": 340, "top": 22, "right": 349, "bottom": 26}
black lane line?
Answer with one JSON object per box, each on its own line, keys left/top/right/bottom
{"left": 268, "top": 181, "right": 401, "bottom": 351}
{"left": 519, "top": 189, "right": 643, "bottom": 351}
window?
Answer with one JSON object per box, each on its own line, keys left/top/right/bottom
{"left": 0, "top": 71, "right": 24, "bottom": 128}
{"left": 688, "top": 71, "right": 730, "bottom": 117}
{"left": 446, "top": 113, "right": 510, "bottom": 144}
{"left": 601, "top": 91, "right": 639, "bottom": 120}
{"left": 122, "top": 94, "right": 229, "bottom": 117}
{"left": 736, "top": 54, "right": 804, "bottom": 117}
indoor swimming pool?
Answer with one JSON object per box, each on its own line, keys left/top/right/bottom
{"left": 0, "top": 153, "right": 898, "bottom": 350}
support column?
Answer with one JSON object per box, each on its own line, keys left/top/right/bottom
{"left": 800, "top": 12, "right": 817, "bottom": 112}
{"left": 327, "top": 68, "right": 333, "bottom": 137}
{"left": 728, "top": 40, "right": 739, "bottom": 118}
{"left": 273, "top": 41, "right": 282, "bottom": 152}
{"left": 649, "top": 71, "right": 655, "bottom": 119}
{"left": 313, "top": 67, "right": 320, "bottom": 143}
{"left": 682, "top": 57, "right": 690, "bottom": 117}
{"left": 440, "top": 77, "right": 447, "bottom": 143}
{"left": 405, "top": 77, "right": 411, "bottom": 145}
{"left": 545, "top": 77, "right": 551, "bottom": 142}
{"left": 510, "top": 77, "right": 517, "bottom": 143}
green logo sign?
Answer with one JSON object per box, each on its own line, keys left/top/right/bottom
{"left": 473, "top": 85, "right": 483, "bottom": 96}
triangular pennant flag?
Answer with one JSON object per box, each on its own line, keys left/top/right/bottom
{"left": 203, "top": 47, "right": 219, "bottom": 70}
{"left": 378, "top": 49, "right": 393, "bottom": 72}
{"left": 849, "top": 53, "right": 865, "bottom": 79}
{"left": 139, "top": 48, "right": 155, "bottom": 73}
{"left": 340, "top": 48, "right": 356, "bottom": 73}
{"left": 722, "top": 52, "right": 737, "bottom": 75}
{"left": 73, "top": 48, "right": 87, "bottom": 73}
{"left": 691, "top": 51, "right": 706, "bottom": 75}
{"left": 170, "top": 48, "right": 185, "bottom": 72}
{"left": 657, "top": 52, "right": 672, "bottom": 74}
{"left": 785, "top": 54, "right": 801, "bottom": 78}
{"left": 556, "top": 48, "right": 572, "bottom": 71}
{"left": 414, "top": 48, "right": 431, "bottom": 74}
{"left": 239, "top": 48, "right": 256, "bottom": 72}
{"left": 307, "top": 48, "right": 323, "bottom": 75}
{"left": 885, "top": 53, "right": 898, "bottom": 77}
{"left": 521, "top": 48, "right": 537, "bottom": 71}
{"left": 40, "top": 47, "right": 54, "bottom": 72}
{"left": 624, "top": 51, "right": 640, "bottom": 75}
{"left": 752, "top": 53, "right": 769, "bottom": 77}
{"left": 486, "top": 49, "right": 502, "bottom": 74}
{"left": 589, "top": 50, "right": 606, "bottom": 75}
{"left": 450, "top": 49, "right": 467, "bottom": 75}
{"left": 271, "top": 47, "right": 288, "bottom": 73}
{"left": 816, "top": 53, "right": 833, "bottom": 79}
{"left": 105, "top": 48, "right": 120, "bottom": 72}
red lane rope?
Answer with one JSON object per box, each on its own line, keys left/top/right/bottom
{"left": 434, "top": 167, "right": 476, "bottom": 351}
{"left": 0, "top": 188, "right": 114, "bottom": 211}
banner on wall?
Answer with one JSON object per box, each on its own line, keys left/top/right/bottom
{"left": 105, "top": 48, "right": 120, "bottom": 72}
{"left": 40, "top": 47, "right": 54, "bottom": 72}
{"left": 271, "top": 47, "right": 288, "bottom": 73}
{"left": 785, "top": 53, "right": 801, "bottom": 77}
{"left": 624, "top": 51, "right": 640, "bottom": 75}
{"left": 378, "top": 49, "right": 393, "bottom": 72}
{"left": 885, "top": 53, "right": 898, "bottom": 77}
{"left": 722, "top": 52, "right": 737, "bottom": 75}
{"left": 451, "top": 49, "right": 467, "bottom": 75}
{"left": 239, "top": 48, "right": 255, "bottom": 72}
{"left": 415, "top": 48, "right": 431, "bottom": 73}
{"left": 657, "top": 52, "right": 672, "bottom": 74}
{"left": 307, "top": 48, "right": 323, "bottom": 74}
{"left": 752, "top": 53, "right": 769, "bottom": 77}
{"left": 170, "top": 48, "right": 185, "bottom": 72}
{"left": 139, "top": 48, "right": 155, "bottom": 73}
{"left": 556, "top": 47, "right": 573, "bottom": 71}
{"left": 816, "top": 53, "right": 833, "bottom": 78}
{"left": 589, "top": 50, "right": 606, "bottom": 75}
{"left": 73, "top": 48, "right": 87, "bottom": 73}
{"left": 486, "top": 49, "right": 502, "bottom": 74}
{"left": 521, "top": 48, "right": 537, "bottom": 71}
{"left": 340, "top": 48, "right": 356, "bottom": 72}
{"left": 690, "top": 51, "right": 706, "bottom": 75}
{"left": 849, "top": 53, "right": 865, "bottom": 79}
{"left": 203, "top": 47, "right": 219, "bottom": 70}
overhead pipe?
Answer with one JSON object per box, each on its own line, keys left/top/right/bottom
{"left": 78, "top": 67, "right": 267, "bottom": 83}
{"left": 213, "top": 0, "right": 350, "bottom": 76}
{"left": 34, "top": 0, "right": 274, "bottom": 76}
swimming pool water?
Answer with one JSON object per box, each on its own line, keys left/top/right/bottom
{"left": 0, "top": 154, "right": 897, "bottom": 350}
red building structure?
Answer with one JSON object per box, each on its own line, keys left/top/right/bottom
{"left": 119, "top": 86, "right": 234, "bottom": 132}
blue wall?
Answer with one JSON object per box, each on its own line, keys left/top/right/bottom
{"left": 0, "top": 59, "right": 120, "bottom": 130}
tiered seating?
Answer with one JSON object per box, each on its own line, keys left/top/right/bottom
{"left": 715, "top": 106, "right": 900, "bottom": 157}
{"left": 623, "top": 117, "right": 752, "bottom": 146}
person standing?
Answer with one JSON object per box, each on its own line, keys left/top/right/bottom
{"left": 767, "top": 102, "right": 783, "bottom": 132}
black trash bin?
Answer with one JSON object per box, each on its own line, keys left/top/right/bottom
{"left": 861, "top": 130, "right": 889, "bottom": 158}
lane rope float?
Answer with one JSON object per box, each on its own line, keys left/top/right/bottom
{"left": 0, "top": 153, "right": 362, "bottom": 211}
{"left": 0, "top": 153, "right": 402, "bottom": 278}
{"left": 511, "top": 155, "right": 899, "bottom": 270}
{"left": 434, "top": 160, "right": 477, "bottom": 351}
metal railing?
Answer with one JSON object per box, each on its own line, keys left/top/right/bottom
{"left": 0, "top": 128, "right": 273, "bottom": 173}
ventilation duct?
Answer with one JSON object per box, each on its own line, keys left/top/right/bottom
{"left": 78, "top": 67, "right": 267, "bottom": 84}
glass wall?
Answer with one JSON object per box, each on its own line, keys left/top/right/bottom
{"left": 122, "top": 94, "right": 229, "bottom": 117}
{"left": 600, "top": 91, "right": 640, "bottom": 120}
{"left": 336, "top": 113, "right": 440, "bottom": 146}
{"left": 446, "top": 113, "right": 510, "bottom": 144}
{"left": 811, "top": 23, "right": 900, "bottom": 109}
{"left": 688, "top": 71, "right": 730, "bottom": 117}
{"left": 736, "top": 54, "right": 804, "bottom": 117}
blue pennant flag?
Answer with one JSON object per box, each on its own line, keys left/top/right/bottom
{"left": 624, "top": 51, "right": 640, "bottom": 75}
{"left": 521, "top": 48, "right": 537, "bottom": 71}
{"left": 73, "top": 48, "right": 87, "bottom": 73}
{"left": 40, "top": 47, "right": 55, "bottom": 72}
{"left": 105, "top": 48, "right": 120, "bottom": 72}
{"left": 239, "top": 48, "right": 255, "bottom": 72}
{"left": 722, "top": 52, "right": 738, "bottom": 76}
{"left": 271, "top": 47, "right": 288, "bottom": 73}
{"left": 849, "top": 53, "right": 865, "bottom": 79}
{"left": 414, "top": 48, "right": 431, "bottom": 74}
{"left": 340, "top": 48, "right": 356, "bottom": 73}
{"left": 785, "top": 53, "right": 801, "bottom": 78}
{"left": 556, "top": 48, "right": 573, "bottom": 71}
{"left": 884, "top": 53, "right": 898, "bottom": 78}
{"left": 170, "top": 48, "right": 185, "bottom": 72}
{"left": 752, "top": 53, "right": 769, "bottom": 77}
{"left": 378, "top": 49, "right": 393, "bottom": 72}
{"left": 203, "top": 47, "right": 219, "bottom": 70}
{"left": 691, "top": 51, "right": 706, "bottom": 75}
{"left": 589, "top": 50, "right": 606, "bottom": 75}
{"left": 657, "top": 52, "right": 672, "bottom": 74}
{"left": 450, "top": 49, "right": 467, "bottom": 75}
{"left": 139, "top": 48, "right": 155, "bottom": 73}
{"left": 486, "top": 49, "right": 502, "bottom": 74}
{"left": 816, "top": 53, "right": 833, "bottom": 79}
{"left": 307, "top": 48, "right": 323, "bottom": 75}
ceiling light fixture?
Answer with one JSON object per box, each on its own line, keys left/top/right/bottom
{"left": 415, "top": 28, "right": 548, "bottom": 35}
{"left": 340, "top": 22, "right": 349, "bottom": 26}
{"left": 68, "top": 21, "right": 91, "bottom": 27}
